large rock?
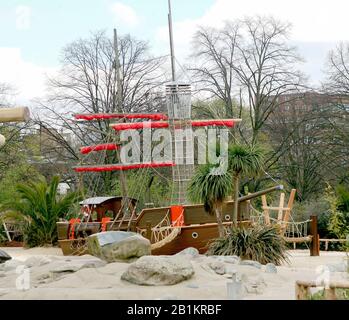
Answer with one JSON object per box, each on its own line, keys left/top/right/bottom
{"left": 265, "top": 263, "right": 277, "bottom": 274}
{"left": 87, "top": 231, "right": 151, "bottom": 263}
{"left": 25, "top": 256, "right": 53, "bottom": 268}
{"left": 121, "top": 255, "right": 194, "bottom": 286}
{"left": 49, "top": 256, "right": 106, "bottom": 274}
{"left": 241, "top": 274, "right": 266, "bottom": 294}
{"left": 175, "top": 247, "right": 199, "bottom": 259}
{"left": 0, "top": 249, "right": 11, "bottom": 264}
{"left": 239, "top": 260, "right": 262, "bottom": 269}
{"left": 207, "top": 261, "right": 226, "bottom": 275}
{"left": 0, "top": 259, "right": 22, "bottom": 272}
{"left": 211, "top": 255, "right": 240, "bottom": 265}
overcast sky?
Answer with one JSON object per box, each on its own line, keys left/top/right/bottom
{"left": 0, "top": 0, "right": 348, "bottom": 104}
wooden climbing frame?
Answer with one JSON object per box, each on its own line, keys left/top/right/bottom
{"left": 261, "top": 189, "right": 296, "bottom": 229}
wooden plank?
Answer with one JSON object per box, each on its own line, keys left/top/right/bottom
{"left": 261, "top": 206, "right": 290, "bottom": 211}
{"left": 284, "top": 189, "right": 296, "bottom": 224}
{"left": 287, "top": 189, "right": 296, "bottom": 210}
{"left": 0, "top": 107, "right": 30, "bottom": 123}
{"left": 277, "top": 193, "right": 285, "bottom": 222}
{"left": 2, "top": 222, "right": 12, "bottom": 242}
{"left": 261, "top": 195, "right": 270, "bottom": 225}
{"left": 284, "top": 236, "right": 312, "bottom": 243}
{"left": 295, "top": 283, "right": 309, "bottom": 300}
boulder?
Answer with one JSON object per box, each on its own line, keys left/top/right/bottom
{"left": 265, "top": 263, "right": 277, "bottom": 274}
{"left": 212, "top": 255, "right": 240, "bottom": 265}
{"left": 206, "top": 261, "right": 226, "bottom": 275}
{"left": 0, "top": 259, "right": 22, "bottom": 272}
{"left": 239, "top": 260, "right": 262, "bottom": 269}
{"left": 49, "top": 256, "right": 106, "bottom": 274}
{"left": 224, "top": 265, "right": 238, "bottom": 275}
{"left": 25, "top": 256, "right": 52, "bottom": 268}
{"left": 121, "top": 255, "right": 194, "bottom": 286}
{"left": 175, "top": 247, "right": 199, "bottom": 259}
{"left": 0, "top": 249, "right": 11, "bottom": 264}
{"left": 242, "top": 274, "right": 266, "bottom": 294}
{"left": 87, "top": 231, "right": 151, "bottom": 263}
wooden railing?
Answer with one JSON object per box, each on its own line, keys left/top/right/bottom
{"left": 320, "top": 239, "right": 347, "bottom": 251}
{"left": 296, "top": 280, "right": 349, "bottom": 300}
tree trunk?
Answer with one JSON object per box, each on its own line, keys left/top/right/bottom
{"left": 215, "top": 207, "right": 225, "bottom": 237}
{"left": 233, "top": 175, "right": 240, "bottom": 225}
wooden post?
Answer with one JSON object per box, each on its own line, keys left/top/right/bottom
{"left": 310, "top": 215, "right": 320, "bottom": 256}
{"left": 324, "top": 288, "right": 337, "bottom": 300}
{"left": 146, "top": 221, "right": 152, "bottom": 241}
{"left": 295, "top": 282, "right": 310, "bottom": 300}
{"left": 277, "top": 192, "right": 285, "bottom": 222}
{"left": 261, "top": 195, "right": 270, "bottom": 225}
{"left": 284, "top": 189, "right": 296, "bottom": 224}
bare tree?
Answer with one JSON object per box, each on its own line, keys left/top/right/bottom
{"left": 190, "top": 17, "right": 306, "bottom": 143}
{"left": 324, "top": 43, "right": 349, "bottom": 95}
{"left": 265, "top": 92, "right": 349, "bottom": 200}
{"left": 35, "top": 30, "right": 168, "bottom": 194}
{"left": 190, "top": 23, "right": 240, "bottom": 118}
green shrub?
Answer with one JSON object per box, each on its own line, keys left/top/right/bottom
{"left": 4, "top": 176, "right": 81, "bottom": 247}
{"left": 207, "top": 224, "right": 289, "bottom": 265}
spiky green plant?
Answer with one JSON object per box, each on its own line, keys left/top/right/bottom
{"left": 228, "top": 144, "right": 265, "bottom": 224}
{"left": 4, "top": 176, "right": 81, "bottom": 247}
{"left": 207, "top": 225, "right": 289, "bottom": 265}
{"left": 188, "top": 163, "right": 232, "bottom": 237}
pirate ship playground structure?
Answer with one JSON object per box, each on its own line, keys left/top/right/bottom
{"left": 56, "top": 1, "right": 319, "bottom": 256}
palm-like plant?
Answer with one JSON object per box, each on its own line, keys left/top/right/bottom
{"left": 188, "top": 163, "right": 232, "bottom": 237}
{"left": 228, "top": 144, "right": 265, "bottom": 225}
{"left": 207, "top": 224, "right": 289, "bottom": 265}
{"left": 5, "top": 176, "right": 81, "bottom": 247}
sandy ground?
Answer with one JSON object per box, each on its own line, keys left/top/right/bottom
{"left": 0, "top": 247, "right": 348, "bottom": 300}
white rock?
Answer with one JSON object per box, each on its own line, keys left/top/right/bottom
{"left": 121, "top": 255, "right": 194, "bottom": 286}
{"left": 1, "top": 259, "right": 23, "bottom": 272}
{"left": 224, "top": 265, "right": 238, "bottom": 275}
{"left": 49, "top": 257, "right": 106, "bottom": 274}
{"left": 211, "top": 255, "right": 240, "bottom": 264}
{"left": 265, "top": 263, "right": 277, "bottom": 274}
{"left": 175, "top": 247, "right": 200, "bottom": 259}
{"left": 239, "top": 260, "right": 262, "bottom": 269}
{"left": 242, "top": 274, "right": 266, "bottom": 294}
{"left": 88, "top": 231, "right": 151, "bottom": 262}
{"left": 207, "top": 261, "right": 226, "bottom": 275}
{"left": 25, "top": 256, "right": 53, "bottom": 268}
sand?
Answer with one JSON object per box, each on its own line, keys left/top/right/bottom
{"left": 0, "top": 247, "right": 348, "bottom": 300}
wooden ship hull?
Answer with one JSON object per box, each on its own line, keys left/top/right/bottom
{"left": 57, "top": 186, "right": 282, "bottom": 256}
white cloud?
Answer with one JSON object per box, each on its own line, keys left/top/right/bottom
{"left": 15, "top": 5, "right": 32, "bottom": 30}
{"left": 155, "top": 0, "right": 349, "bottom": 85}
{"left": 111, "top": 2, "right": 139, "bottom": 28}
{"left": 0, "top": 48, "right": 57, "bottom": 105}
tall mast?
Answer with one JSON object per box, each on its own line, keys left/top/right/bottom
{"left": 168, "top": 0, "right": 176, "bottom": 82}
{"left": 114, "top": 29, "right": 123, "bottom": 113}
{"left": 113, "top": 28, "right": 128, "bottom": 207}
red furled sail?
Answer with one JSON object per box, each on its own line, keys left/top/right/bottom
{"left": 74, "top": 162, "right": 175, "bottom": 172}
{"left": 191, "top": 119, "right": 237, "bottom": 127}
{"left": 80, "top": 143, "right": 119, "bottom": 155}
{"left": 111, "top": 121, "right": 169, "bottom": 131}
{"left": 75, "top": 113, "right": 168, "bottom": 121}
{"left": 111, "top": 119, "right": 240, "bottom": 131}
